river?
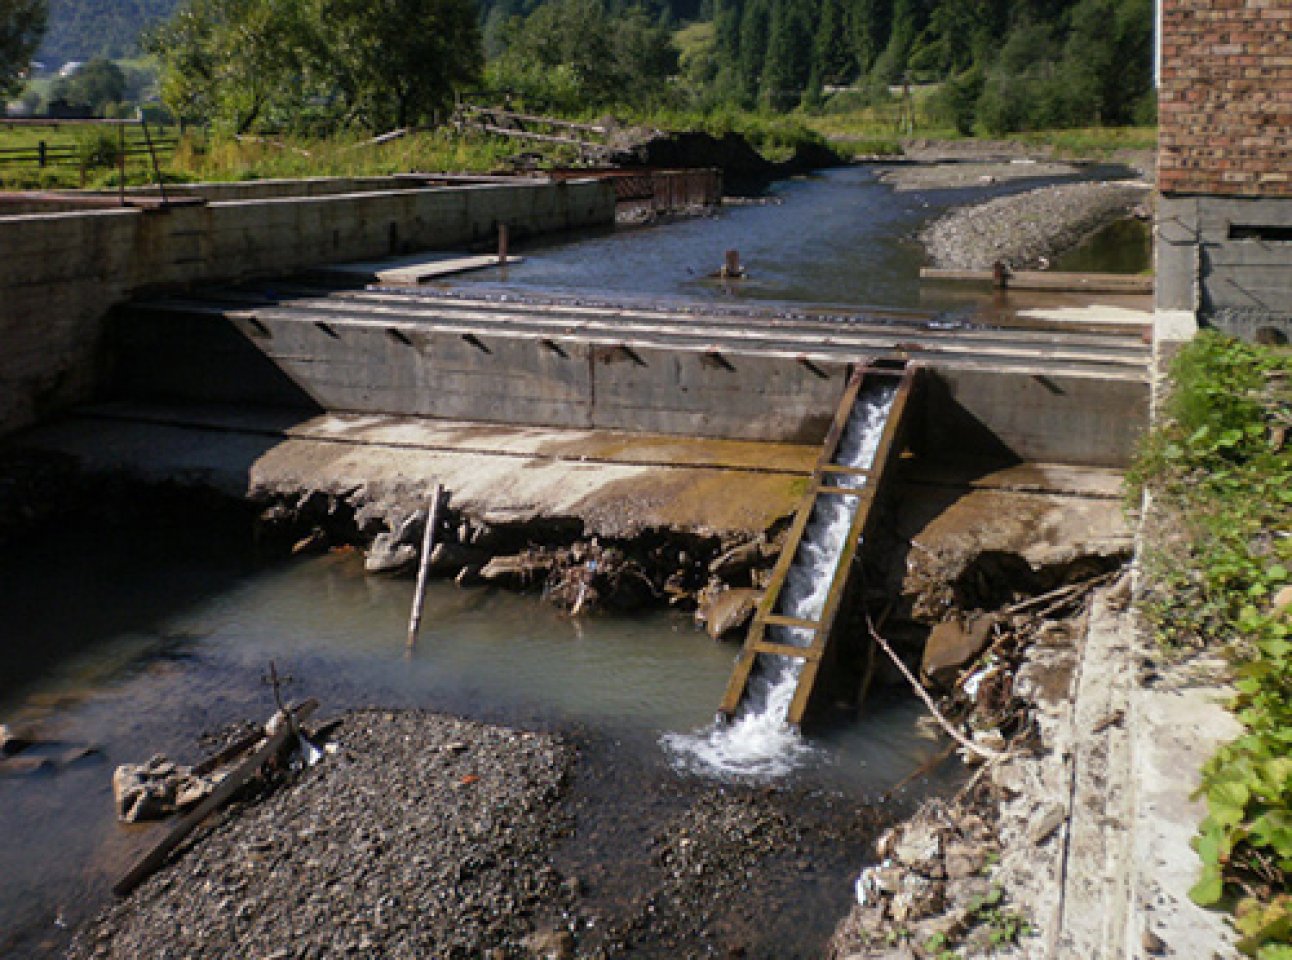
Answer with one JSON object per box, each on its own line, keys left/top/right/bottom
{"left": 0, "top": 160, "right": 1135, "bottom": 957}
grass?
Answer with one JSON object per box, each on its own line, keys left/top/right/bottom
{"left": 0, "top": 126, "right": 523, "bottom": 190}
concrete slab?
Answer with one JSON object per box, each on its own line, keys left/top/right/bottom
{"left": 316, "top": 252, "right": 522, "bottom": 285}
{"left": 19, "top": 403, "right": 818, "bottom": 537}
{"left": 1124, "top": 668, "right": 1242, "bottom": 959}
{"left": 1015, "top": 303, "right": 1154, "bottom": 334}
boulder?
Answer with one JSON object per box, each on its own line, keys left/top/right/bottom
{"left": 709, "top": 540, "right": 764, "bottom": 580}
{"left": 921, "top": 614, "right": 995, "bottom": 687}
{"left": 364, "top": 532, "right": 417, "bottom": 574}
{"left": 523, "top": 927, "right": 575, "bottom": 960}
{"left": 699, "top": 588, "right": 762, "bottom": 640}
{"left": 112, "top": 755, "right": 216, "bottom": 823}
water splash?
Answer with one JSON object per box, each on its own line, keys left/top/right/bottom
{"left": 663, "top": 384, "right": 898, "bottom": 779}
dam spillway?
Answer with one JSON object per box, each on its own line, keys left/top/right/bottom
{"left": 113, "top": 282, "right": 1149, "bottom": 466}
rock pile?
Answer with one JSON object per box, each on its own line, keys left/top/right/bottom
{"left": 920, "top": 181, "right": 1151, "bottom": 271}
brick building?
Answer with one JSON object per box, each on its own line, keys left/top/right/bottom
{"left": 1156, "top": 0, "right": 1292, "bottom": 340}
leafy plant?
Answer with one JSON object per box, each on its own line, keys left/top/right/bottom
{"left": 1131, "top": 332, "right": 1292, "bottom": 957}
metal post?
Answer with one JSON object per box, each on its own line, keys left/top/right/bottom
{"left": 118, "top": 123, "right": 126, "bottom": 206}
{"left": 136, "top": 110, "right": 168, "bottom": 208}
{"left": 37, "top": 140, "right": 46, "bottom": 168}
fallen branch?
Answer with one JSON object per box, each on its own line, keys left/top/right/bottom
{"left": 866, "top": 614, "right": 1007, "bottom": 762}
{"left": 1000, "top": 570, "right": 1118, "bottom": 618}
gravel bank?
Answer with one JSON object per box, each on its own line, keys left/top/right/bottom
{"left": 69, "top": 711, "right": 576, "bottom": 960}
{"left": 920, "top": 181, "right": 1151, "bottom": 271}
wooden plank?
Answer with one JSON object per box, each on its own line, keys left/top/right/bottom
{"left": 752, "top": 641, "right": 823, "bottom": 660}
{"left": 759, "top": 613, "right": 823, "bottom": 631}
{"left": 316, "top": 253, "right": 521, "bottom": 285}
{"left": 920, "top": 267, "right": 1153, "bottom": 294}
{"left": 113, "top": 699, "right": 319, "bottom": 897}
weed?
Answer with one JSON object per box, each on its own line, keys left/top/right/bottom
{"left": 1131, "top": 332, "right": 1292, "bottom": 957}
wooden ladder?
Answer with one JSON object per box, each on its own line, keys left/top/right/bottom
{"left": 716, "top": 361, "right": 918, "bottom": 729}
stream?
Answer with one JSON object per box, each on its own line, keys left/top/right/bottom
{"left": 0, "top": 159, "right": 1137, "bottom": 957}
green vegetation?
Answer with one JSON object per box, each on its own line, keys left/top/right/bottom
{"left": 1130, "top": 333, "right": 1292, "bottom": 958}
{"left": 38, "top": 0, "right": 178, "bottom": 64}
{"left": 146, "top": 0, "right": 481, "bottom": 132}
{"left": 1, "top": 0, "right": 46, "bottom": 96}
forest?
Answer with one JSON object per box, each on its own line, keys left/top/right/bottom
{"left": 26, "top": 0, "right": 1154, "bottom": 136}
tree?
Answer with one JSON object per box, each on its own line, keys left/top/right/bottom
{"left": 148, "top": 0, "right": 482, "bottom": 132}
{"left": 0, "top": 0, "right": 45, "bottom": 97}
{"left": 315, "top": 0, "right": 482, "bottom": 129}
{"left": 51, "top": 56, "right": 126, "bottom": 114}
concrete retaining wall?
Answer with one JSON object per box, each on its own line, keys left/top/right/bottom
{"left": 917, "top": 368, "right": 1148, "bottom": 468}
{"left": 0, "top": 179, "right": 616, "bottom": 436}
{"left": 1157, "top": 194, "right": 1292, "bottom": 341}
{"left": 109, "top": 309, "right": 847, "bottom": 443}
{"left": 110, "top": 308, "right": 1147, "bottom": 463}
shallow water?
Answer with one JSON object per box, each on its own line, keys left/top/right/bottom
{"left": 0, "top": 522, "right": 943, "bottom": 956}
{"left": 1, "top": 161, "right": 1133, "bottom": 954}
{"left": 457, "top": 163, "right": 1136, "bottom": 312}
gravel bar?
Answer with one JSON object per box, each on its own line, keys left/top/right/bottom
{"left": 69, "top": 711, "right": 576, "bottom": 960}
{"left": 920, "top": 180, "right": 1151, "bottom": 271}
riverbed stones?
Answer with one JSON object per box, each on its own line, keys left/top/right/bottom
{"left": 72, "top": 712, "right": 576, "bottom": 959}
{"left": 363, "top": 531, "right": 417, "bottom": 574}
{"left": 698, "top": 587, "right": 762, "bottom": 640}
{"left": 920, "top": 180, "right": 1150, "bottom": 272}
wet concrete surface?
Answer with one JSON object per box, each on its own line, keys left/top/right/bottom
{"left": 17, "top": 402, "right": 819, "bottom": 536}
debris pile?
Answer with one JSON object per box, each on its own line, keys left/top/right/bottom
{"left": 832, "top": 571, "right": 1125, "bottom": 957}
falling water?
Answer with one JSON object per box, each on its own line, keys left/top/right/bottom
{"left": 663, "top": 384, "right": 898, "bottom": 779}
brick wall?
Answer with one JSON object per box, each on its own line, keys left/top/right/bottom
{"left": 1158, "top": 0, "right": 1292, "bottom": 197}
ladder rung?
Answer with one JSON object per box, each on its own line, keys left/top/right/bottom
{"left": 813, "top": 483, "right": 869, "bottom": 497}
{"left": 752, "top": 641, "right": 822, "bottom": 661}
{"left": 760, "top": 613, "right": 822, "bottom": 631}
{"left": 820, "top": 464, "right": 871, "bottom": 475}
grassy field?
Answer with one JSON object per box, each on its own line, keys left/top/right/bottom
{"left": 0, "top": 103, "right": 1157, "bottom": 191}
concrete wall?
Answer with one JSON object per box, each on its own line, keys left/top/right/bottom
{"left": 1157, "top": 194, "right": 1292, "bottom": 341}
{"left": 0, "top": 179, "right": 616, "bottom": 436}
{"left": 916, "top": 368, "right": 1149, "bottom": 468}
{"left": 110, "top": 308, "right": 1148, "bottom": 463}
{"left": 109, "top": 309, "right": 848, "bottom": 443}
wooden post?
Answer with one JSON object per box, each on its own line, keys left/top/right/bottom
{"left": 406, "top": 483, "right": 443, "bottom": 650}
{"left": 38, "top": 139, "right": 46, "bottom": 168}
{"left": 497, "top": 223, "right": 509, "bottom": 266}
{"left": 118, "top": 123, "right": 126, "bottom": 206}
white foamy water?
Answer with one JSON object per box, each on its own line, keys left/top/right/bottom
{"left": 663, "top": 384, "right": 897, "bottom": 779}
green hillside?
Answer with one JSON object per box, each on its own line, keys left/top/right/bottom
{"left": 37, "top": 0, "right": 181, "bottom": 65}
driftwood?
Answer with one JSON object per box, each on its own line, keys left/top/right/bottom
{"left": 866, "top": 615, "right": 1007, "bottom": 762}
{"left": 459, "top": 105, "right": 609, "bottom": 134}
{"left": 113, "top": 699, "right": 319, "bottom": 897}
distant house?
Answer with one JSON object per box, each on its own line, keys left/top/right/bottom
{"left": 57, "top": 61, "right": 85, "bottom": 78}
{"left": 1156, "top": 0, "right": 1292, "bottom": 342}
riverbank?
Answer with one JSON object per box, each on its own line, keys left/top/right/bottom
{"left": 67, "top": 711, "right": 579, "bottom": 959}
{"left": 919, "top": 180, "right": 1152, "bottom": 272}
